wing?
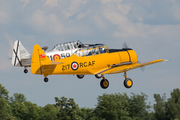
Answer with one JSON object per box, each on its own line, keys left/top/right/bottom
{"left": 97, "top": 59, "right": 164, "bottom": 74}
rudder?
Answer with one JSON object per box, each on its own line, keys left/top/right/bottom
{"left": 12, "top": 40, "right": 31, "bottom": 67}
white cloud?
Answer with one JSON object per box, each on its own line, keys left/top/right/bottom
{"left": 44, "top": 0, "right": 60, "bottom": 8}
{"left": 76, "top": 10, "right": 90, "bottom": 20}
{"left": 6, "top": 34, "right": 14, "bottom": 51}
{"left": 29, "top": 10, "right": 91, "bottom": 36}
{"left": 21, "top": 0, "right": 30, "bottom": 8}
{"left": 101, "top": 0, "right": 123, "bottom": 4}
{"left": 0, "top": 34, "right": 15, "bottom": 71}
{"left": 99, "top": 1, "right": 180, "bottom": 40}
{"left": 29, "top": 10, "right": 65, "bottom": 35}
{"left": 171, "top": 1, "right": 180, "bottom": 21}
{"left": 102, "top": 8, "right": 145, "bottom": 38}
{"left": 93, "top": 15, "right": 106, "bottom": 30}
{"left": 0, "top": 11, "right": 9, "bottom": 24}
{"left": 62, "top": 0, "right": 88, "bottom": 18}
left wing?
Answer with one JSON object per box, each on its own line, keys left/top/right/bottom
{"left": 97, "top": 59, "right": 165, "bottom": 74}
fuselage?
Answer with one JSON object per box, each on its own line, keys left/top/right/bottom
{"left": 32, "top": 48, "right": 138, "bottom": 76}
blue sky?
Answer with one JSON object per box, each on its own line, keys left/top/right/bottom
{"left": 0, "top": 0, "right": 180, "bottom": 108}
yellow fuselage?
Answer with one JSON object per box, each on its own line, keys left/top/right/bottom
{"left": 31, "top": 47, "right": 138, "bottom": 76}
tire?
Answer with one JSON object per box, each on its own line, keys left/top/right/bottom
{"left": 100, "top": 79, "right": 109, "bottom": 89}
{"left": 44, "top": 77, "right": 49, "bottom": 82}
{"left": 24, "top": 69, "right": 28, "bottom": 74}
{"left": 95, "top": 74, "right": 102, "bottom": 79}
{"left": 124, "top": 78, "right": 133, "bottom": 88}
{"left": 77, "top": 75, "right": 84, "bottom": 79}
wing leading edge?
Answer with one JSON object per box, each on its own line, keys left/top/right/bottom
{"left": 98, "top": 59, "right": 164, "bottom": 75}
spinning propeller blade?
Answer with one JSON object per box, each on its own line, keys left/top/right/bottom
{"left": 122, "top": 42, "right": 128, "bottom": 49}
{"left": 137, "top": 60, "right": 145, "bottom": 72}
{"left": 123, "top": 42, "right": 145, "bottom": 72}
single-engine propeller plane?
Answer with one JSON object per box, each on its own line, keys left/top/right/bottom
{"left": 12, "top": 41, "right": 166, "bottom": 89}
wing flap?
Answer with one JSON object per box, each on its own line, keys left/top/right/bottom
{"left": 99, "top": 59, "right": 164, "bottom": 74}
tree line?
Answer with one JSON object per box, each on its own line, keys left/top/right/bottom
{"left": 0, "top": 84, "right": 180, "bottom": 120}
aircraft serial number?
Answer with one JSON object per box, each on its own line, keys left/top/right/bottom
{"left": 62, "top": 64, "right": 70, "bottom": 71}
{"left": 62, "top": 61, "right": 95, "bottom": 71}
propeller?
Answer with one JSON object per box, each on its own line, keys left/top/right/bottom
{"left": 137, "top": 60, "right": 145, "bottom": 72}
{"left": 122, "top": 42, "right": 145, "bottom": 72}
{"left": 122, "top": 42, "right": 129, "bottom": 49}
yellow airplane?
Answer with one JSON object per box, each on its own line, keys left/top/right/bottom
{"left": 31, "top": 43, "right": 165, "bottom": 89}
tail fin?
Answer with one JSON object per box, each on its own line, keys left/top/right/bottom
{"left": 12, "top": 40, "right": 31, "bottom": 67}
{"left": 31, "top": 44, "right": 51, "bottom": 74}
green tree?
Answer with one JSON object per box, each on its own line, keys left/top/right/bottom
{"left": 10, "top": 93, "right": 44, "bottom": 120}
{"left": 166, "top": 88, "right": 180, "bottom": 120}
{"left": 128, "top": 92, "right": 151, "bottom": 120}
{"left": 10, "top": 93, "right": 26, "bottom": 103}
{"left": 154, "top": 93, "right": 166, "bottom": 120}
{"left": 79, "top": 107, "right": 96, "bottom": 120}
{"left": 0, "top": 84, "right": 17, "bottom": 120}
{"left": 43, "top": 104, "right": 59, "bottom": 120}
{"left": 23, "top": 101, "right": 44, "bottom": 120}
{"left": 0, "top": 84, "right": 9, "bottom": 101}
{"left": 10, "top": 93, "right": 28, "bottom": 120}
{"left": 55, "top": 96, "right": 82, "bottom": 120}
{"left": 94, "top": 93, "right": 131, "bottom": 120}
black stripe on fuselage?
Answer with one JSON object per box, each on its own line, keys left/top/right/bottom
{"left": 108, "top": 48, "right": 132, "bottom": 53}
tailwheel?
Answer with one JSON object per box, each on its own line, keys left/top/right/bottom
{"left": 124, "top": 78, "right": 133, "bottom": 88}
{"left": 100, "top": 79, "right": 109, "bottom": 89}
{"left": 77, "top": 75, "right": 84, "bottom": 79}
{"left": 44, "top": 77, "right": 49, "bottom": 82}
{"left": 95, "top": 74, "right": 102, "bottom": 79}
{"left": 24, "top": 69, "right": 28, "bottom": 74}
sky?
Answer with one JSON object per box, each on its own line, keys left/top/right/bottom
{"left": 0, "top": 0, "right": 180, "bottom": 108}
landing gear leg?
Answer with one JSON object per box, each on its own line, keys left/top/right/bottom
{"left": 24, "top": 67, "right": 28, "bottom": 74}
{"left": 123, "top": 72, "right": 128, "bottom": 79}
{"left": 44, "top": 75, "right": 49, "bottom": 82}
{"left": 100, "top": 75, "right": 109, "bottom": 89}
{"left": 123, "top": 72, "right": 133, "bottom": 88}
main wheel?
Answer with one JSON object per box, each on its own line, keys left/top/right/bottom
{"left": 44, "top": 77, "right": 49, "bottom": 82}
{"left": 100, "top": 79, "right": 109, "bottom": 89}
{"left": 124, "top": 78, "right": 133, "bottom": 88}
{"left": 77, "top": 75, "right": 84, "bottom": 79}
{"left": 95, "top": 74, "right": 102, "bottom": 79}
{"left": 24, "top": 69, "right": 28, "bottom": 74}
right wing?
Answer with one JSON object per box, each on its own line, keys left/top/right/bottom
{"left": 97, "top": 59, "right": 165, "bottom": 75}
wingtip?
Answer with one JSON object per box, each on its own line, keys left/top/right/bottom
{"left": 164, "top": 59, "right": 170, "bottom": 62}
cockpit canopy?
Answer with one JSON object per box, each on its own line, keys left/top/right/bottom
{"left": 74, "top": 44, "right": 109, "bottom": 57}
{"left": 52, "top": 40, "right": 83, "bottom": 51}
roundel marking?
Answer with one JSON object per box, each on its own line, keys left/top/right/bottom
{"left": 71, "top": 62, "right": 79, "bottom": 71}
{"left": 53, "top": 54, "right": 61, "bottom": 61}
